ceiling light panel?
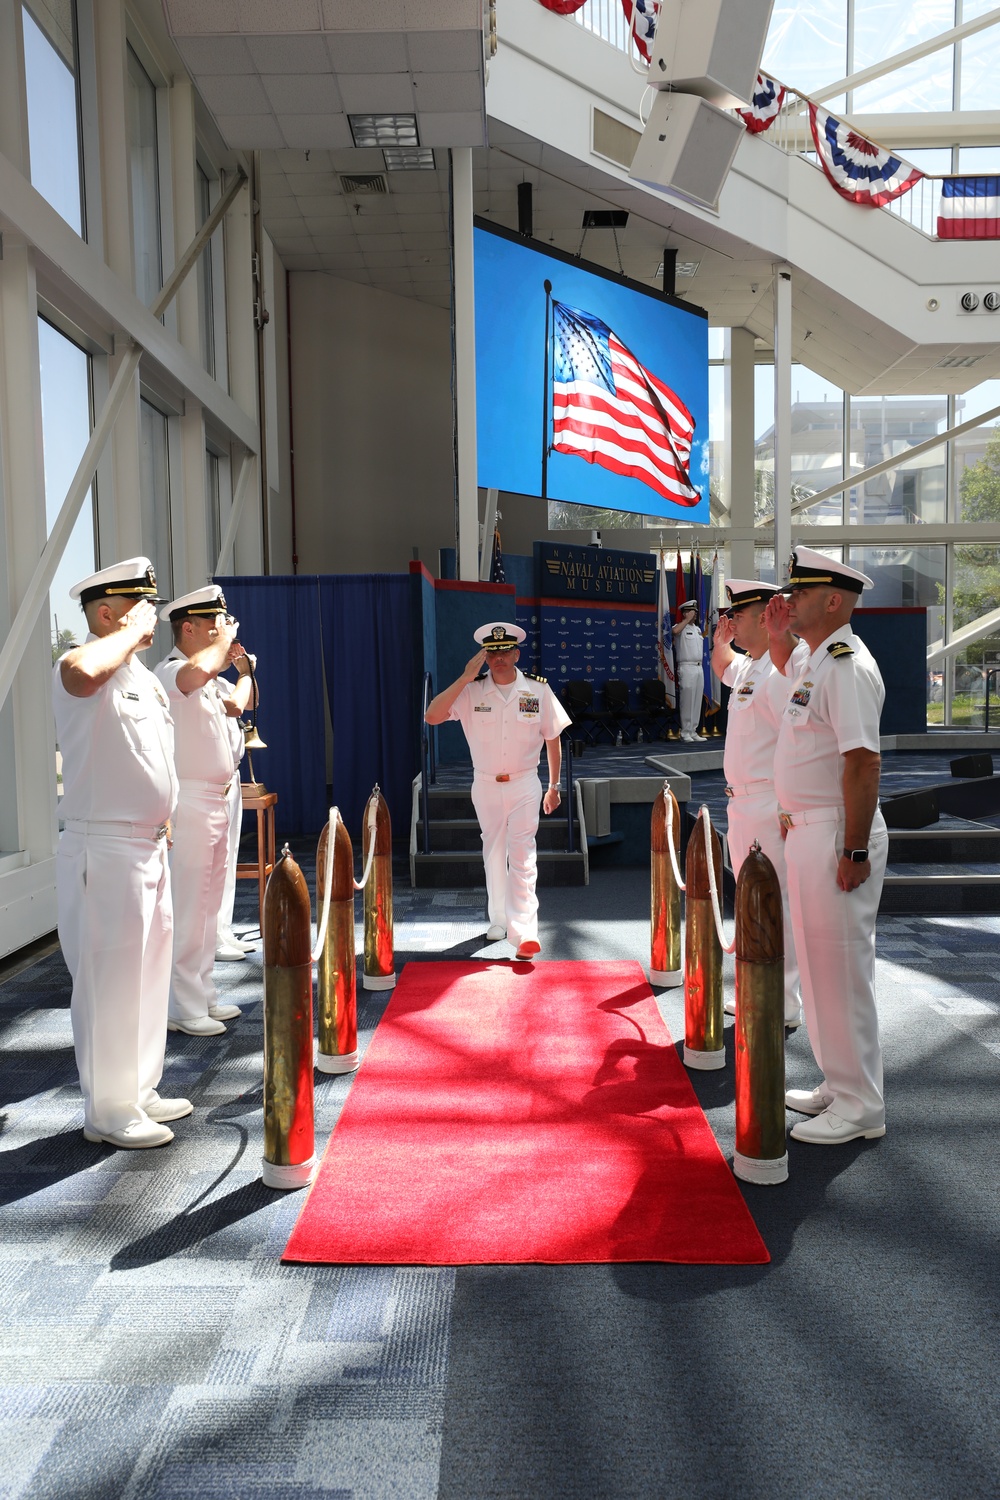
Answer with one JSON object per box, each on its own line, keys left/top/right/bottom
{"left": 349, "top": 113, "right": 419, "bottom": 148}
{"left": 383, "top": 147, "right": 436, "bottom": 171}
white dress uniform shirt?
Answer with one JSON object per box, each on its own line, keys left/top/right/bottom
{"left": 673, "top": 620, "right": 704, "bottom": 738}
{"left": 53, "top": 646, "right": 178, "bottom": 1137}
{"left": 449, "top": 669, "right": 571, "bottom": 949}
{"left": 673, "top": 621, "right": 704, "bottom": 665}
{"left": 216, "top": 677, "right": 247, "bottom": 946}
{"left": 155, "top": 650, "right": 236, "bottom": 1025}
{"left": 773, "top": 623, "right": 888, "bottom": 1129}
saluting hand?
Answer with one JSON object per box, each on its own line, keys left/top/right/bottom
{"left": 463, "top": 648, "right": 488, "bottom": 681}
{"left": 714, "top": 613, "right": 735, "bottom": 646}
{"left": 120, "top": 598, "right": 157, "bottom": 645}
{"left": 763, "top": 594, "right": 792, "bottom": 637}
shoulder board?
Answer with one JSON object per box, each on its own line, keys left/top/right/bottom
{"left": 524, "top": 672, "right": 547, "bottom": 684}
{"left": 827, "top": 642, "right": 854, "bottom": 659}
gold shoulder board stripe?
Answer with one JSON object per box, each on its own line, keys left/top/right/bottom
{"left": 827, "top": 642, "right": 854, "bottom": 658}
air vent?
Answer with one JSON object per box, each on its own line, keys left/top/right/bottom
{"left": 936, "top": 354, "right": 984, "bottom": 368}
{"left": 339, "top": 173, "right": 388, "bottom": 195}
{"left": 582, "top": 209, "right": 629, "bottom": 228}
{"left": 592, "top": 108, "right": 642, "bottom": 169}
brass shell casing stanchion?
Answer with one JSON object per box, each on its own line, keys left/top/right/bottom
{"left": 362, "top": 787, "right": 395, "bottom": 991}
{"left": 733, "top": 844, "right": 788, "bottom": 1185}
{"left": 261, "top": 846, "right": 317, "bottom": 1190}
{"left": 650, "top": 784, "right": 682, "bottom": 987}
{"left": 316, "top": 817, "right": 359, "bottom": 1074}
{"left": 684, "top": 813, "right": 725, "bottom": 1070}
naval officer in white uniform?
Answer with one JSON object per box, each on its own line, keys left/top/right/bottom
{"left": 710, "top": 579, "right": 802, "bottom": 1029}
{"left": 671, "top": 599, "right": 705, "bottom": 740}
{"left": 54, "top": 558, "right": 189, "bottom": 1150}
{"left": 424, "top": 622, "right": 571, "bottom": 961}
{"left": 155, "top": 586, "right": 254, "bottom": 1035}
{"left": 765, "top": 545, "right": 888, "bottom": 1146}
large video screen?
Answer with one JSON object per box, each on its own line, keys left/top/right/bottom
{"left": 474, "top": 220, "right": 709, "bottom": 523}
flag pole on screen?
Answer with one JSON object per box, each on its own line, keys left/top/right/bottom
{"left": 541, "top": 279, "right": 553, "bottom": 500}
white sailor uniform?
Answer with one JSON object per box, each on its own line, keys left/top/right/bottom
{"left": 54, "top": 645, "right": 178, "bottom": 1136}
{"left": 216, "top": 682, "right": 246, "bottom": 945}
{"left": 155, "top": 649, "right": 235, "bottom": 1025}
{"left": 773, "top": 625, "right": 888, "bottom": 1128}
{"left": 449, "top": 669, "right": 571, "bottom": 950}
{"left": 721, "top": 650, "right": 802, "bottom": 1025}
{"left": 673, "top": 619, "right": 704, "bottom": 738}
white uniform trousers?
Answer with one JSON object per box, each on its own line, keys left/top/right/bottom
{"left": 216, "top": 775, "right": 243, "bottom": 941}
{"left": 782, "top": 808, "right": 889, "bottom": 1127}
{"left": 471, "top": 772, "right": 542, "bottom": 949}
{"left": 726, "top": 791, "right": 802, "bottom": 1024}
{"left": 168, "top": 791, "right": 231, "bottom": 1024}
{"left": 57, "top": 831, "right": 172, "bottom": 1134}
{"left": 678, "top": 662, "right": 703, "bottom": 737}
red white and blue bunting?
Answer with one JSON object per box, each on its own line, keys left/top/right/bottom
{"left": 937, "top": 176, "right": 1000, "bottom": 239}
{"left": 808, "top": 104, "right": 924, "bottom": 206}
{"left": 620, "top": 0, "right": 658, "bottom": 63}
{"left": 737, "top": 74, "right": 786, "bottom": 134}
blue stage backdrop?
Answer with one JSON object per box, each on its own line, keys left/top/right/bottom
{"left": 319, "top": 574, "right": 420, "bottom": 838}
{"left": 215, "top": 576, "right": 327, "bottom": 838}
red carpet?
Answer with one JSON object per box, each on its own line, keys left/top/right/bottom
{"left": 283, "top": 960, "right": 769, "bottom": 1265}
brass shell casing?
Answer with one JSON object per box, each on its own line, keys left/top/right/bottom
{"left": 683, "top": 815, "right": 724, "bottom": 1068}
{"left": 362, "top": 790, "right": 395, "bottom": 990}
{"left": 650, "top": 785, "right": 682, "bottom": 986}
{"left": 734, "top": 847, "right": 787, "bottom": 1179}
{"left": 262, "top": 850, "right": 316, "bottom": 1185}
{"left": 317, "top": 818, "right": 358, "bottom": 1071}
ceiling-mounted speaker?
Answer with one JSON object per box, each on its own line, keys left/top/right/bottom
{"left": 649, "top": 0, "right": 776, "bottom": 107}
{"left": 629, "top": 91, "right": 744, "bottom": 211}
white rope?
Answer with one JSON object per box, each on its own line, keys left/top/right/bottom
{"left": 663, "top": 783, "right": 685, "bottom": 891}
{"left": 639, "top": 81, "right": 656, "bottom": 125}
{"left": 310, "top": 807, "right": 337, "bottom": 964}
{"left": 353, "top": 794, "right": 380, "bottom": 892}
{"left": 700, "top": 805, "right": 737, "bottom": 955}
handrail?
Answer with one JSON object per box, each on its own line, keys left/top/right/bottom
{"left": 420, "top": 672, "right": 434, "bottom": 856}
{"left": 563, "top": 731, "right": 576, "bottom": 854}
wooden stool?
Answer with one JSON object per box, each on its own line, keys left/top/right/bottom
{"left": 236, "top": 786, "right": 277, "bottom": 931}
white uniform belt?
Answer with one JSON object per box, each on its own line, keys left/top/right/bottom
{"left": 64, "top": 818, "right": 169, "bottom": 841}
{"left": 178, "top": 777, "right": 234, "bottom": 797}
{"left": 474, "top": 768, "right": 538, "bottom": 784}
{"left": 777, "top": 804, "right": 844, "bottom": 830}
{"left": 725, "top": 778, "right": 773, "bottom": 798}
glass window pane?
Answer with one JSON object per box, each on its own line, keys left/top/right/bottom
{"left": 22, "top": 2, "right": 83, "bottom": 235}
{"left": 951, "top": 544, "right": 1000, "bottom": 727}
{"left": 138, "top": 399, "right": 173, "bottom": 666}
{"left": 955, "top": 381, "right": 1000, "bottom": 523}
{"left": 206, "top": 449, "right": 221, "bottom": 565}
{"left": 197, "top": 165, "right": 216, "bottom": 378}
{"left": 37, "top": 317, "right": 95, "bottom": 670}
{"left": 959, "top": 16, "right": 1000, "bottom": 110}
{"left": 957, "top": 146, "right": 1000, "bottom": 175}
{"left": 763, "top": 1, "right": 848, "bottom": 100}
{"left": 848, "top": 394, "right": 948, "bottom": 523}
{"left": 127, "top": 45, "right": 161, "bottom": 307}
{"left": 755, "top": 364, "right": 846, "bottom": 527}
{"left": 852, "top": 1, "right": 955, "bottom": 112}
{"left": 708, "top": 363, "right": 725, "bottom": 520}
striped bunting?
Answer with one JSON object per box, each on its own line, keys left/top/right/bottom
{"left": 808, "top": 104, "right": 923, "bottom": 206}
{"left": 937, "top": 177, "right": 1000, "bottom": 239}
{"left": 737, "top": 74, "right": 786, "bottom": 135}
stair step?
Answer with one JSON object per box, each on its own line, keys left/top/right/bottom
{"left": 879, "top": 873, "right": 1000, "bottom": 914}
{"left": 886, "top": 828, "right": 1000, "bottom": 862}
{"left": 412, "top": 850, "right": 587, "bottom": 888}
{"left": 418, "top": 820, "right": 576, "bottom": 852}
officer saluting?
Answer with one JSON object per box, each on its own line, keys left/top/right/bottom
{"left": 671, "top": 599, "right": 705, "bottom": 741}
{"left": 424, "top": 622, "right": 571, "bottom": 961}
{"left": 765, "top": 545, "right": 888, "bottom": 1146}
{"left": 54, "top": 558, "right": 189, "bottom": 1150}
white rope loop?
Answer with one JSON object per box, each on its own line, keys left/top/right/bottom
{"left": 354, "top": 793, "right": 380, "bottom": 892}
{"left": 663, "top": 783, "right": 685, "bottom": 891}
{"left": 311, "top": 806, "right": 337, "bottom": 964}
{"left": 700, "top": 805, "right": 737, "bottom": 955}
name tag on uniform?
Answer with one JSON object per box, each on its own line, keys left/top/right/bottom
{"left": 518, "top": 693, "right": 540, "bottom": 716}
{"left": 474, "top": 704, "right": 492, "bottom": 713}
{"left": 121, "top": 691, "right": 140, "bottom": 702}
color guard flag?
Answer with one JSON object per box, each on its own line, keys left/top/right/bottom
{"left": 737, "top": 74, "right": 786, "bottom": 134}
{"left": 808, "top": 105, "right": 923, "bottom": 206}
{"left": 657, "top": 551, "right": 677, "bottom": 710}
{"left": 937, "top": 177, "right": 1000, "bottom": 240}
{"left": 552, "top": 302, "right": 701, "bottom": 509}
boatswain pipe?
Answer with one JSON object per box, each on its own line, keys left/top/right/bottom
{"left": 683, "top": 807, "right": 725, "bottom": 1070}
{"left": 733, "top": 842, "right": 789, "bottom": 1185}
{"left": 316, "top": 812, "right": 359, "bottom": 1074}
{"left": 262, "top": 845, "right": 317, "bottom": 1190}
{"left": 362, "top": 786, "right": 395, "bottom": 991}
{"left": 650, "top": 781, "right": 683, "bottom": 987}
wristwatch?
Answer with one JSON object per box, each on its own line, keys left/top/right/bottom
{"left": 845, "top": 848, "right": 869, "bottom": 863}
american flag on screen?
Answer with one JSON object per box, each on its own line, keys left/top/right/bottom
{"left": 551, "top": 302, "right": 700, "bottom": 508}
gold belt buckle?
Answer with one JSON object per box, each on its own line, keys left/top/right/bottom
{"left": 222, "top": 778, "right": 233, "bottom": 797}
{"left": 725, "top": 785, "right": 734, "bottom": 798}
{"left": 779, "top": 811, "right": 795, "bottom": 832}
{"left": 155, "top": 824, "right": 169, "bottom": 840}
{"left": 495, "top": 773, "right": 510, "bottom": 783}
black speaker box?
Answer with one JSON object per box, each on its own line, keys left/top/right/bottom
{"left": 881, "top": 788, "right": 939, "bottom": 829}
{"left": 950, "top": 753, "right": 994, "bottom": 779}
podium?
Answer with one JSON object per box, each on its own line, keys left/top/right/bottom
{"left": 236, "top": 785, "right": 277, "bottom": 930}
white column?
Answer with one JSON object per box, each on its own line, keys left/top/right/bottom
{"left": 451, "top": 148, "right": 479, "bottom": 582}
{"left": 773, "top": 265, "right": 793, "bottom": 582}
{"left": 724, "top": 326, "right": 757, "bottom": 580}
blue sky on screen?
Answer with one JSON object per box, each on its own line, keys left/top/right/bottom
{"left": 474, "top": 226, "right": 709, "bottom": 522}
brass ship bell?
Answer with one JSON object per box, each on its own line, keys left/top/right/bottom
{"left": 733, "top": 843, "right": 788, "bottom": 1185}
{"left": 261, "top": 846, "right": 317, "bottom": 1190}
{"left": 316, "top": 814, "right": 359, "bottom": 1074}
{"left": 683, "top": 811, "right": 725, "bottom": 1070}
{"left": 362, "top": 786, "right": 395, "bottom": 991}
{"left": 649, "top": 781, "right": 683, "bottom": 987}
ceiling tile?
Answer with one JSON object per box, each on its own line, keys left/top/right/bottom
{"left": 406, "top": 29, "right": 481, "bottom": 72}
{"left": 166, "top": 0, "right": 241, "bottom": 33}
{"left": 283, "top": 171, "right": 339, "bottom": 194}
{"left": 417, "top": 110, "right": 485, "bottom": 147}
{"left": 284, "top": 253, "right": 326, "bottom": 268}
{"left": 391, "top": 197, "right": 447, "bottom": 218}
{"left": 262, "top": 74, "right": 344, "bottom": 113}
{"left": 281, "top": 115, "right": 354, "bottom": 149}
{"left": 325, "top": 32, "right": 409, "bottom": 73}
{"left": 353, "top": 228, "right": 406, "bottom": 248}
{"left": 322, "top": 0, "right": 406, "bottom": 28}
{"left": 214, "top": 114, "right": 286, "bottom": 148}
{"left": 401, "top": 231, "right": 450, "bottom": 251}
{"left": 197, "top": 73, "right": 271, "bottom": 114}
{"left": 361, "top": 250, "right": 413, "bottom": 268}
{"left": 402, "top": 0, "right": 480, "bottom": 29}
{"left": 174, "top": 35, "right": 255, "bottom": 73}
{"left": 412, "top": 71, "right": 483, "bottom": 112}
{"left": 329, "top": 148, "right": 386, "bottom": 171}
{"left": 236, "top": 0, "right": 322, "bottom": 32}
{"left": 264, "top": 216, "right": 309, "bottom": 237}
{"left": 269, "top": 148, "right": 333, "bottom": 172}
{"left": 337, "top": 73, "right": 415, "bottom": 113}
{"left": 245, "top": 33, "right": 333, "bottom": 72}
{"left": 387, "top": 211, "right": 445, "bottom": 233}
{"left": 386, "top": 171, "right": 447, "bottom": 194}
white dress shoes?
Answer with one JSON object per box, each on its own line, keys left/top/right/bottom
{"left": 724, "top": 997, "right": 736, "bottom": 1016}
{"left": 167, "top": 1015, "right": 227, "bottom": 1036}
{"left": 790, "top": 1109, "right": 886, "bottom": 1145}
{"left": 209, "top": 1002, "right": 242, "bottom": 1021}
{"left": 145, "top": 1096, "right": 193, "bottom": 1123}
{"left": 83, "top": 1118, "right": 174, "bottom": 1149}
{"left": 486, "top": 924, "right": 507, "bottom": 942}
{"left": 785, "top": 1012, "right": 804, "bottom": 1031}
{"left": 785, "top": 1085, "right": 834, "bottom": 1115}
{"left": 221, "top": 929, "right": 256, "bottom": 952}
{"left": 215, "top": 938, "right": 248, "bottom": 962}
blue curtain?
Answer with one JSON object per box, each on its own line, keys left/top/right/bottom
{"left": 319, "top": 575, "right": 420, "bottom": 838}
{"left": 214, "top": 575, "right": 328, "bottom": 838}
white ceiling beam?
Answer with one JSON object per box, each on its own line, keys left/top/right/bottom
{"left": 927, "top": 607, "right": 1000, "bottom": 667}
